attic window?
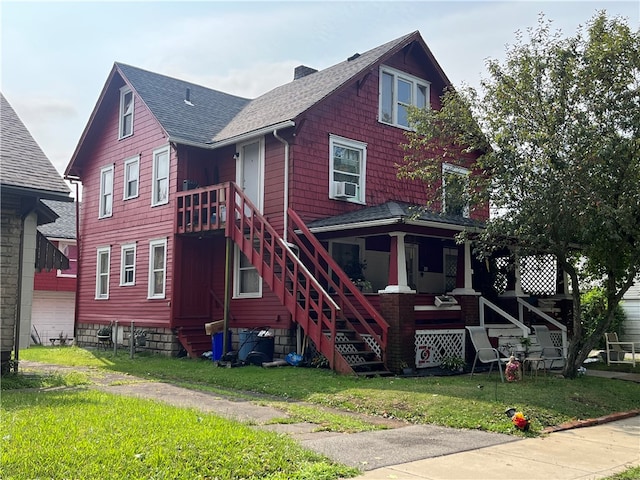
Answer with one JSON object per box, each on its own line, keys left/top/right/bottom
{"left": 119, "top": 86, "right": 134, "bottom": 139}
{"left": 379, "top": 66, "right": 430, "bottom": 129}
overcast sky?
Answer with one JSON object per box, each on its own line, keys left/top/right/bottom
{"left": 2, "top": 1, "right": 638, "bottom": 183}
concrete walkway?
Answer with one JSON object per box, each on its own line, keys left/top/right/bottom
{"left": 19, "top": 361, "right": 640, "bottom": 479}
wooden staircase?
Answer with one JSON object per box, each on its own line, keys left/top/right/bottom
{"left": 176, "top": 182, "right": 390, "bottom": 375}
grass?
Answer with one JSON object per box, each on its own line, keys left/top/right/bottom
{"left": 17, "top": 346, "right": 640, "bottom": 436}
{"left": 1, "top": 388, "right": 358, "bottom": 480}
{"left": 6, "top": 346, "right": 638, "bottom": 479}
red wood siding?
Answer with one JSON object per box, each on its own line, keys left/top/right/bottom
{"left": 34, "top": 240, "right": 77, "bottom": 292}
{"left": 286, "top": 47, "right": 488, "bottom": 224}
{"left": 76, "top": 86, "right": 176, "bottom": 328}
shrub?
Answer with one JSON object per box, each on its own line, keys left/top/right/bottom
{"left": 581, "top": 288, "right": 626, "bottom": 349}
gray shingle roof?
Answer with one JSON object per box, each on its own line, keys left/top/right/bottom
{"left": 212, "top": 31, "right": 421, "bottom": 143}
{"left": 116, "top": 63, "right": 251, "bottom": 145}
{"left": 1, "top": 93, "right": 70, "bottom": 198}
{"left": 306, "top": 201, "right": 484, "bottom": 230}
{"left": 37, "top": 199, "right": 77, "bottom": 239}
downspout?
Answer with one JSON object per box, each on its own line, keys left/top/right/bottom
{"left": 273, "top": 129, "right": 301, "bottom": 352}
{"left": 273, "top": 129, "right": 290, "bottom": 243}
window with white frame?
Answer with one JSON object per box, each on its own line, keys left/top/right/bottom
{"left": 148, "top": 238, "right": 167, "bottom": 298}
{"left": 120, "top": 243, "right": 136, "bottom": 286}
{"left": 234, "top": 247, "right": 261, "bottom": 298}
{"left": 442, "top": 163, "right": 470, "bottom": 217}
{"left": 119, "top": 86, "right": 134, "bottom": 139}
{"left": 379, "top": 66, "right": 430, "bottom": 128}
{"left": 152, "top": 146, "right": 170, "bottom": 206}
{"left": 99, "top": 165, "right": 114, "bottom": 218}
{"left": 123, "top": 155, "right": 139, "bottom": 200}
{"left": 329, "top": 135, "right": 366, "bottom": 204}
{"left": 95, "top": 246, "right": 111, "bottom": 299}
{"left": 57, "top": 242, "right": 78, "bottom": 278}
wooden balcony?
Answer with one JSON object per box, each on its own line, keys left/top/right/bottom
{"left": 175, "top": 183, "right": 229, "bottom": 235}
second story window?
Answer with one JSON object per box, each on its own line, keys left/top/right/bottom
{"left": 329, "top": 135, "right": 366, "bottom": 204}
{"left": 99, "top": 165, "right": 114, "bottom": 218}
{"left": 119, "top": 87, "right": 134, "bottom": 139}
{"left": 442, "top": 163, "right": 470, "bottom": 218}
{"left": 123, "top": 155, "right": 139, "bottom": 200}
{"left": 152, "top": 146, "right": 169, "bottom": 206}
{"left": 379, "top": 66, "right": 430, "bottom": 128}
{"left": 57, "top": 242, "right": 78, "bottom": 278}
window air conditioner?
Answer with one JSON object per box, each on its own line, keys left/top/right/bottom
{"left": 334, "top": 181, "right": 358, "bottom": 198}
{"left": 434, "top": 295, "right": 458, "bottom": 307}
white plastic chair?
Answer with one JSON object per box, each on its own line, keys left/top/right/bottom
{"left": 466, "top": 326, "right": 508, "bottom": 382}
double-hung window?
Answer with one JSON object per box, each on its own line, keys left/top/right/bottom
{"left": 120, "top": 243, "right": 136, "bottom": 286}
{"left": 123, "top": 155, "right": 139, "bottom": 200}
{"left": 148, "top": 238, "right": 167, "bottom": 299}
{"left": 57, "top": 242, "right": 78, "bottom": 278}
{"left": 95, "top": 246, "right": 111, "bottom": 299}
{"left": 329, "top": 135, "right": 366, "bottom": 204}
{"left": 379, "top": 66, "right": 430, "bottom": 128}
{"left": 119, "top": 86, "right": 134, "bottom": 139}
{"left": 442, "top": 163, "right": 470, "bottom": 217}
{"left": 234, "top": 247, "right": 261, "bottom": 298}
{"left": 152, "top": 146, "right": 170, "bottom": 206}
{"left": 99, "top": 165, "right": 114, "bottom": 218}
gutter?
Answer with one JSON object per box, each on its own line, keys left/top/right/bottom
{"left": 206, "top": 121, "right": 295, "bottom": 150}
{"left": 306, "top": 217, "right": 483, "bottom": 234}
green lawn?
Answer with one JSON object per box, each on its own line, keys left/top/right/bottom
{"left": 16, "top": 346, "right": 640, "bottom": 436}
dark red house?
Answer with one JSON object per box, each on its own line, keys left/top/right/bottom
{"left": 66, "top": 31, "right": 568, "bottom": 374}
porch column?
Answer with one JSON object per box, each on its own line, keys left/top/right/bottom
{"left": 381, "top": 232, "right": 415, "bottom": 294}
{"left": 502, "top": 252, "right": 525, "bottom": 297}
{"left": 451, "top": 241, "right": 478, "bottom": 295}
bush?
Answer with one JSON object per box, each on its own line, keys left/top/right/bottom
{"left": 581, "top": 288, "right": 626, "bottom": 349}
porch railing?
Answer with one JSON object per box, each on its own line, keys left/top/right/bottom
{"left": 479, "top": 296, "right": 530, "bottom": 338}
{"left": 517, "top": 298, "right": 568, "bottom": 358}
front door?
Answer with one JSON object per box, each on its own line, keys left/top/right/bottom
{"left": 237, "top": 139, "right": 263, "bottom": 213}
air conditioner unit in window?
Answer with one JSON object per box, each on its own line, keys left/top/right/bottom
{"left": 334, "top": 181, "right": 358, "bottom": 198}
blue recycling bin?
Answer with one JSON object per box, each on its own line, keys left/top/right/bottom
{"left": 211, "top": 331, "right": 231, "bottom": 361}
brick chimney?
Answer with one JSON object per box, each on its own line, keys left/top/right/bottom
{"left": 294, "top": 65, "right": 318, "bottom": 80}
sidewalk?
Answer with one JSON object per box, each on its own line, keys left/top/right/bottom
{"left": 356, "top": 415, "right": 639, "bottom": 479}
{"left": 19, "top": 361, "right": 640, "bottom": 479}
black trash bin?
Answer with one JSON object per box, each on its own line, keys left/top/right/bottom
{"left": 238, "top": 328, "right": 274, "bottom": 364}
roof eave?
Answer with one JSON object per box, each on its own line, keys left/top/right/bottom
{"left": 210, "top": 120, "right": 296, "bottom": 149}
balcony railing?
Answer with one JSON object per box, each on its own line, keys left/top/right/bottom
{"left": 176, "top": 183, "right": 229, "bottom": 234}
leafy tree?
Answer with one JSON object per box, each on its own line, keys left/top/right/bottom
{"left": 400, "top": 12, "right": 640, "bottom": 377}
{"left": 581, "top": 288, "right": 626, "bottom": 350}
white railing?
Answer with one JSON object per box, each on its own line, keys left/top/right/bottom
{"left": 479, "top": 297, "right": 530, "bottom": 337}
{"left": 517, "top": 298, "right": 568, "bottom": 358}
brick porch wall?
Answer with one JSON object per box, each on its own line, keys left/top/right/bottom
{"left": 379, "top": 293, "right": 416, "bottom": 373}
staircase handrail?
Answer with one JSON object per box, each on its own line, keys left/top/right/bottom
{"left": 287, "top": 208, "right": 389, "bottom": 349}
{"left": 479, "top": 296, "right": 530, "bottom": 338}
{"left": 517, "top": 298, "right": 568, "bottom": 358}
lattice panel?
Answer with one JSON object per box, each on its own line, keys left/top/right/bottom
{"left": 493, "top": 257, "right": 508, "bottom": 294}
{"left": 414, "top": 329, "right": 465, "bottom": 368}
{"left": 334, "top": 332, "right": 367, "bottom": 365}
{"left": 549, "top": 330, "right": 562, "bottom": 348}
{"left": 520, "top": 255, "right": 557, "bottom": 296}
{"left": 361, "top": 334, "right": 381, "bottom": 358}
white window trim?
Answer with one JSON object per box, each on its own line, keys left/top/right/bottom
{"left": 99, "top": 165, "right": 114, "bottom": 219}
{"left": 329, "top": 134, "right": 367, "bottom": 205}
{"left": 379, "top": 65, "right": 430, "bottom": 129}
{"left": 151, "top": 145, "right": 170, "bottom": 207}
{"left": 233, "top": 245, "right": 262, "bottom": 299}
{"left": 148, "top": 238, "right": 167, "bottom": 299}
{"left": 442, "top": 163, "right": 470, "bottom": 218}
{"left": 95, "top": 246, "right": 111, "bottom": 300}
{"left": 120, "top": 243, "right": 136, "bottom": 286}
{"left": 118, "top": 86, "right": 134, "bottom": 139}
{"left": 123, "top": 155, "right": 140, "bottom": 200}
{"left": 56, "top": 240, "right": 77, "bottom": 278}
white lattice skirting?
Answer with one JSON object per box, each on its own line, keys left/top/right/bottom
{"left": 414, "top": 329, "right": 466, "bottom": 368}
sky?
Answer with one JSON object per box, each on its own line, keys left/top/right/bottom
{"left": 1, "top": 0, "right": 638, "bottom": 189}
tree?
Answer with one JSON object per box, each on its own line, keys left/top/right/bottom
{"left": 399, "top": 12, "right": 640, "bottom": 377}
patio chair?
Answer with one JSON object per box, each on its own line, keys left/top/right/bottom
{"left": 604, "top": 332, "right": 637, "bottom": 367}
{"left": 532, "top": 325, "right": 565, "bottom": 370}
{"left": 466, "top": 326, "right": 508, "bottom": 382}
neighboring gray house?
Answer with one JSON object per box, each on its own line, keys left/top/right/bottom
{"left": 622, "top": 282, "right": 640, "bottom": 344}
{"left": 1, "top": 93, "right": 71, "bottom": 373}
